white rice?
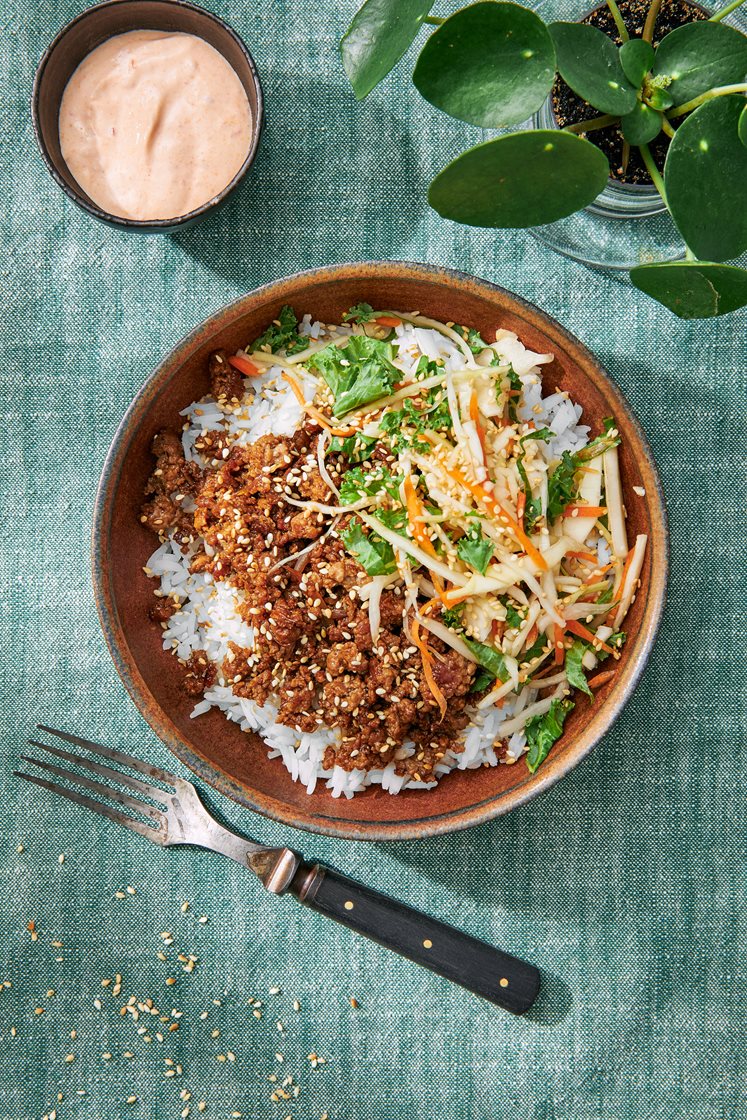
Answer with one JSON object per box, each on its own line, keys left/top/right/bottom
{"left": 146, "top": 319, "right": 593, "bottom": 798}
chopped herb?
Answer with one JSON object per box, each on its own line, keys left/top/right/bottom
{"left": 565, "top": 641, "right": 593, "bottom": 700}
{"left": 546, "top": 451, "right": 579, "bottom": 524}
{"left": 456, "top": 519, "right": 494, "bottom": 574}
{"left": 380, "top": 389, "right": 451, "bottom": 452}
{"left": 309, "top": 335, "right": 398, "bottom": 417}
{"left": 453, "top": 324, "right": 488, "bottom": 354}
{"left": 505, "top": 366, "right": 522, "bottom": 423}
{"left": 544, "top": 419, "right": 621, "bottom": 524}
{"left": 340, "top": 519, "right": 396, "bottom": 576}
{"left": 342, "top": 302, "right": 376, "bottom": 324}
{"left": 522, "top": 632, "right": 549, "bottom": 663}
{"left": 250, "top": 305, "right": 307, "bottom": 356}
{"left": 328, "top": 431, "right": 377, "bottom": 463}
{"left": 441, "top": 604, "right": 465, "bottom": 628}
{"left": 339, "top": 465, "right": 401, "bottom": 506}
{"left": 525, "top": 698, "right": 574, "bottom": 773}
{"left": 597, "top": 586, "right": 614, "bottom": 604}
{"left": 575, "top": 417, "right": 620, "bottom": 462}
{"left": 515, "top": 428, "right": 551, "bottom": 534}
{"left": 502, "top": 599, "right": 524, "bottom": 629}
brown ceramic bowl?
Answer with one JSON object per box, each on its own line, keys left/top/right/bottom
{"left": 92, "top": 261, "right": 668, "bottom": 840}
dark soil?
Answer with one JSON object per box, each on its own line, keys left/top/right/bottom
{"left": 551, "top": 0, "right": 710, "bottom": 184}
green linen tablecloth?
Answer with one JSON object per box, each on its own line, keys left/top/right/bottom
{"left": 1, "top": 2, "right": 745, "bottom": 1118}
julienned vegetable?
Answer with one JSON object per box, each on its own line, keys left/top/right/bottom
{"left": 339, "top": 0, "right": 747, "bottom": 319}
{"left": 235, "top": 306, "right": 648, "bottom": 774}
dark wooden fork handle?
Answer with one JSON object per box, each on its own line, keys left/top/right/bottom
{"left": 290, "top": 862, "right": 540, "bottom": 1014}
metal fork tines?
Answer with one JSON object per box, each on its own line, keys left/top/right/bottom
{"left": 16, "top": 726, "right": 300, "bottom": 893}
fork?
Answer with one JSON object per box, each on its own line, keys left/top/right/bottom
{"left": 16, "top": 726, "right": 541, "bottom": 1014}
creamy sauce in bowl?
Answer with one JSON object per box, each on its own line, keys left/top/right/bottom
{"left": 58, "top": 30, "right": 253, "bottom": 221}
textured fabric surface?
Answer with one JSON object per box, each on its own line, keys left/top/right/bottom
{"left": 1, "top": 2, "right": 745, "bottom": 1118}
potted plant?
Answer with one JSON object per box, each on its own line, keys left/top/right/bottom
{"left": 339, "top": 0, "right": 747, "bottom": 318}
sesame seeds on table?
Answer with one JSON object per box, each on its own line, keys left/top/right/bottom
{"left": 9, "top": 871, "right": 340, "bottom": 1120}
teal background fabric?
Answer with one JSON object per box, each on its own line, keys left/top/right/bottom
{"left": 1, "top": 2, "right": 745, "bottom": 1118}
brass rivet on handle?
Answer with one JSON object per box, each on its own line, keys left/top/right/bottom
{"left": 499, "top": 977, "right": 509, "bottom": 988}
{"left": 344, "top": 900, "right": 354, "bottom": 911}
{"left": 423, "top": 939, "right": 433, "bottom": 949}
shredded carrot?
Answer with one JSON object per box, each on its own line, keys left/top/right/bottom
{"left": 281, "top": 371, "right": 358, "bottom": 437}
{"left": 375, "top": 315, "right": 402, "bottom": 328}
{"left": 553, "top": 623, "right": 566, "bottom": 666}
{"left": 411, "top": 617, "right": 447, "bottom": 719}
{"left": 564, "top": 505, "right": 608, "bottom": 518}
{"left": 420, "top": 435, "right": 547, "bottom": 570}
{"left": 567, "top": 550, "right": 599, "bottom": 564}
{"left": 227, "top": 354, "right": 260, "bottom": 378}
{"left": 587, "top": 669, "right": 616, "bottom": 689}
{"left": 490, "top": 618, "right": 505, "bottom": 643}
{"left": 616, "top": 544, "right": 636, "bottom": 594}
{"left": 565, "top": 618, "right": 618, "bottom": 656}
{"left": 524, "top": 623, "right": 539, "bottom": 650}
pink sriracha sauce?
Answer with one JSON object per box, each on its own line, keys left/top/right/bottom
{"left": 59, "top": 30, "right": 253, "bottom": 221}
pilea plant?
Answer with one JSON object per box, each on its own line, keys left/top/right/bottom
{"left": 340, "top": 0, "right": 747, "bottom": 318}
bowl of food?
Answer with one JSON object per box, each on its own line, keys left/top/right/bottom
{"left": 92, "top": 261, "right": 668, "bottom": 840}
{"left": 32, "top": 0, "right": 263, "bottom": 231}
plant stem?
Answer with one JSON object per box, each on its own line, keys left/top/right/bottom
{"left": 639, "top": 143, "right": 668, "bottom": 205}
{"left": 606, "top": 0, "right": 630, "bottom": 40}
{"left": 621, "top": 139, "right": 631, "bottom": 173}
{"left": 660, "top": 117, "right": 676, "bottom": 139}
{"left": 642, "top": 0, "right": 663, "bottom": 42}
{"left": 564, "top": 113, "right": 619, "bottom": 134}
{"left": 667, "top": 82, "right": 747, "bottom": 118}
{"left": 685, "top": 246, "right": 697, "bottom": 260}
{"left": 423, "top": 15, "right": 445, "bottom": 25}
{"left": 709, "top": 0, "right": 746, "bottom": 21}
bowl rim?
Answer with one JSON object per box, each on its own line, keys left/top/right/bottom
{"left": 91, "top": 260, "right": 669, "bottom": 841}
{"left": 31, "top": 0, "right": 264, "bottom": 231}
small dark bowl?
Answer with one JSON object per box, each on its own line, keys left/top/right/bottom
{"left": 92, "top": 261, "right": 669, "bottom": 840}
{"left": 32, "top": 0, "right": 263, "bottom": 232}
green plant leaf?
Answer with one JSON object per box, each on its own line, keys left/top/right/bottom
{"left": 739, "top": 103, "right": 747, "bottom": 148}
{"left": 619, "top": 38, "right": 655, "bottom": 87}
{"left": 549, "top": 22, "right": 637, "bottom": 115}
{"left": 630, "top": 261, "right": 747, "bottom": 318}
{"left": 341, "top": 0, "right": 434, "bottom": 99}
{"left": 664, "top": 95, "right": 747, "bottom": 262}
{"left": 646, "top": 85, "right": 674, "bottom": 110}
{"left": 621, "top": 101, "right": 662, "bottom": 144}
{"left": 428, "top": 131, "right": 609, "bottom": 228}
{"left": 653, "top": 22, "right": 747, "bottom": 105}
{"left": 412, "top": 1, "right": 556, "bottom": 128}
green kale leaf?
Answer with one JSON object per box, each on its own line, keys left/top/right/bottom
{"left": 464, "top": 638, "right": 510, "bottom": 684}
{"left": 525, "top": 698, "right": 575, "bottom": 773}
{"left": 342, "top": 302, "right": 376, "bottom": 324}
{"left": 565, "top": 640, "right": 593, "bottom": 700}
{"left": 456, "top": 519, "right": 494, "bottom": 574}
{"left": 309, "top": 335, "right": 398, "bottom": 417}
{"left": 250, "top": 305, "right": 307, "bottom": 356}
{"left": 340, "top": 518, "right": 396, "bottom": 576}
